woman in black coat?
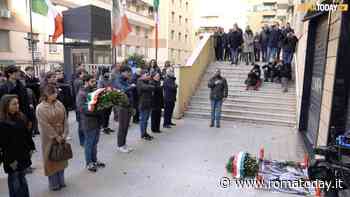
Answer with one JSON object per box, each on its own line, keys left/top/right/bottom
{"left": 163, "top": 69, "right": 178, "bottom": 128}
{"left": 0, "top": 94, "right": 35, "bottom": 197}
{"left": 150, "top": 73, "right": 164, "bottom": 133}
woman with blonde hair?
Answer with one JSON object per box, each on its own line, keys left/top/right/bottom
{"left": 36, "top": 85, "right": 70, "bottom": 191}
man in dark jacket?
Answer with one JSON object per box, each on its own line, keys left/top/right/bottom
{"left": 208, "top": 69, "right": 228, "bottom": 128}
{"left": 260, "top": 25, "right": 270, "bottom": 62}
{"left": 98, "top": 67, "right": 114, "bottom": 135}
{"left": 24, "top": 66, "right": 40, "bottom": 102}
{"left": 282, "top": 31, "right": 298, "bottom": 64}
{"left": 56, "top": 69, "right": 74, "bottom": 111}
{"left": 150, "top": 73, "right": 164, "bottom": 133}
{"left": 137, "top": 70, "right": 155, "bottom": 141}
{"left": 163, "top": 68, "right": 177, "bottom": 128}
{"left": 223, "top": 30, "right": 231, "bottom": 61}
{"left": 113, "top": 65, "right": 135, "bottom": 153}
{"left": 76, "top": 74, "right": 105, "bottom": 172}
{"left": 131, "top": 68, "right": 141, "bottom": 123}
{"left": 214, "top": 28, "right": 224, "bottom": 61}
{"left": 267, "top": 24, "right": 282, "bottom": 62}
{"left": 229, "top": 25, "right": 243, "bottom": 65}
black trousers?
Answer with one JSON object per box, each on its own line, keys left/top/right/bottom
{"left": 151, "top": 109, "right": 162, "bottom": 132}
{"left": 164, "top": 101, "right": 175, "bottom": 126}
{"left": 101, "top": 108, "right": 112, "bottom": 128}
{"left": 133, "top": 107, "right": 139, "bottom": 123}
{"left": 118, "top": 107, "right": 131, "bottom": 147}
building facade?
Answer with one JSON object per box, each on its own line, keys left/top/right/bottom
{"left": 293, "top": 0, "right": 350, "bottom": 152}
{"left": 247, "top": 0, "right": 293, "bottom": 32}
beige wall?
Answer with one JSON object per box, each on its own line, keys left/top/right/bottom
{"left": 316, "top": 11, "right": 342, "bottom": 147}
{"left": 173, "top": 35, "right": 215, "bottom": 118}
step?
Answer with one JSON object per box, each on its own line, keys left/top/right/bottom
{"left": 195, "top": 92, "right": 296, "bottom": 102}
{"left": 195, "top": 87, "right": 296, "bottom": 95}
{"left": 187, "top": 107, "right": 294, "bottom": 122}
{"left": 199, "top": 83, "right": 296, "bottom": 90}
{"left": 184, "top": 111, "right": 296, "bottom": 127}
{"left": 190, "top": 96, "right": 296, "bottom": 107}
{"left": 189, "top": 102, "right": 296, "bottom": 114}
{"left": 196, "top": 89, "right": 296, "bottom": 97}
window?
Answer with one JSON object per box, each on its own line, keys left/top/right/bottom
{"left": 171, "top": 12, "right": 175, "bottom": 23}
{"left": 144, "top": 47, "right": 148, "bottom": 58}
{"left": 185, "top": 18, "right": 188, "bottom": 25}
{"left": 171, "top": 30, "right": 175, "bottom": 40}
{"left": 27, "top": 32, "right": 39, "bottom": 52}
{"left": 135, "top": 46, "right": 140, "bottom": 54}
{"left": 136, "top": 5, "right": 140, "bottom": 12}
{"left": 48, "top": 36, "right": 57, "bottom": 53}
{"left": 144, "top": 29, "right": 149, "bottom": 38}
{"left": 170, "top": 48, "right": 175, "bottom": 61}
{"left": 178, "top": 32, "right": 181, "bottom": 41}
{"left": 179, "top": 15, "right": 182, "bottom": 25}
{"left": 125, "top": 45, "right": 130, "bottom": 55}
{"left": 135, "top": 26, "right": 140, "bottom": 36}
{"left": 178, "top": 49, "right": 181, "bottom": 60}
{"left": 0, "top": 0, "right": 8, "bottom": 9}
{"left": 179, "top": 0, "right": 182, "bottom": 8}
{"left": 186, "top": 2, "right": 189, "bottom": 11}
{"left": 185, "top": 34, "right": 188, "bottom": 43}
{"left": 262, "top": 2, "right": 276, "bottom": 11}
{"left": 172, "top": 0, "right": 174, "bottom": 4}
{"left": 0, "top": 30, "right": 10, "bottom": 51}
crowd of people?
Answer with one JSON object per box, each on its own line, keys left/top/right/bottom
{"left": 0, "top": 59, "right": 178, "bottom": 196}
{"left": 213, "top": 22, "right": 298, "bottom": 65}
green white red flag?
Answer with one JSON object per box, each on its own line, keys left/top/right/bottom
{"left": 112, "top": 0, "right": 132, "bottom": 47}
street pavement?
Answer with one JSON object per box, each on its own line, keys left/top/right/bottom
{"left": 0, "top": 112, "right": 307, "bottom": 197}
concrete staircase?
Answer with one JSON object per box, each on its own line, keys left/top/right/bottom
{"left": 184, "top": 61, "right": 297, "bottom": 127}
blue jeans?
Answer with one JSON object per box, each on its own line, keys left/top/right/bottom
{"left": 261, "top": 46, "right": 268, "bottom": 62}
{"left": 230, "top": 48, "right": 239, "bottom": 64}
{"left": 283, "top": 51, "right": 293, "bottom": 64}
{"left": 211, "top": 99, "right": 223, "bottom": 126}
{"left": 8, "top": 171, "right": 30, "bottom": 197}
{"left": 48, "top": 170, "right": 65, "bottom": 190}
{"left": 139, "top": 109, "right": 151, "bottom": 137}
{"left": 84, "top": 129, "right": 100, "bottom": 165}
{"left": 267, "top": 47, "right": 278, "bottom": 62}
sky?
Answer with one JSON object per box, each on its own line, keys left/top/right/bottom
{"left": 193, "top": 0, "right": 250, "bottom": 31}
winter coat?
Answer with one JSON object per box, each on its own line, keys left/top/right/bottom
{"left": 0, "top": 80, "right": 32, "bottom": 121}
{"left": 228, "top": 30, "right": 243, "bottom": 49}
{"left": 259, "top": 29, "right": 270, "bottom": 48}
{"left": 253, "top": 35, "right": 261, "bottom": 49}
{"left": 208, "top": 75, "right": 228, "bottom": 100}
{"left": 243, "top": 33, "right": 254, "bottom": 53}
{"left": 282, "top": 35, "right": 298, "bottom": 53}
{"left": 36, "top": 101, "right": 69, "bottom": 176}
{"left": 163, "top": 76, "right": 177, "bottom": 103}
{"left": 131, "top": 74, "right": 140, "bottom": 108}
{"left": 137, "top": 79, "right": 155, "bottom": 111}
{"left": 56, "top": 81, "right": 74, "bottom": 111}
{"left": 151, "top": 80, "right": 164, "bottom": 110}
{"left": 25, "top": 75, "right": 40, "bottom": 102}
{"left": 268, "top": 28, "right": 282, "bottom": 48}
{"left": 76, "top": 87, "right": 103, "bottom": 131}
{"left": 0, "top": 115, "right": 35, "bottom": 174}
{"left": 73, "top": 78, "right": 83, "bottom": 95}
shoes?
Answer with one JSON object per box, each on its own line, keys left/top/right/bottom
{"left": 117, "top": 145, "right": 133, "bottom": 153}
{"left": 87, "top": 163, "right": 97, "bottom": 172}
{"left": 210, "top": 124, "right": 214, "bottom": 127}
{"left": 142, "top": 134, "right": 154, "bottom": 141}
{"left": 170, "top": 123, "right": 176, "bottom": 126}
{"left": 153, "top": 130, "right": 162, "bottom": 133}
{"left": 163, "top": 125, "right": 171, "bottom": 128}
{"left": 107, "top": 128, "right": 115, "bottom": 133}
{"left": 102, "top": 128, "right": 111, "bottom": 135}
{"left": 216, "top": 125, "right": 221, "bottom": 128}
{"left": 94, "top": 161, "right": 106, "bottom": 168}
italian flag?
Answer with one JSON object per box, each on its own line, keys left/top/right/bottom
{"left": 32, "top": 0, "right": 63, "bottom": 42}
{"left": 112, "top": 0, "right": 132, "bottom": 47}
{"left": 87, "top": 88, "right": 106, "bottom": 112}
{"left": 154, "top": 0, "right": 159, "bottom": 49}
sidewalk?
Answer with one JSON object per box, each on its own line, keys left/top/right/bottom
{"left": 0, "top": 113, "right": 306, "bottom": 197}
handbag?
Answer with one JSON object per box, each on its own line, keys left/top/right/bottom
{"left": 49, "top": 140, "right": 73, "bottom": 162}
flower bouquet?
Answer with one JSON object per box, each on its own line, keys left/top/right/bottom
{"left": 226, "top": 152, "right": 259, "bottom": 179}
{"left": 87, "top": 87, "right": 130, "bottom": 112}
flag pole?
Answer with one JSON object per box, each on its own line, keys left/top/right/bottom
{"left": 155, "top": 19, "right": 158, "bottom": 62}
{"left": 29, "top": 0, "right": 35, "bottom": 69}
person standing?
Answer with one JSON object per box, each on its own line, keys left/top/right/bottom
{"left": 282, "top": 31, "right": 298, "bottom": 64}
{"left": 76, "top": 74, "right": 105, "bottom": 172}
{"left": 149, "top": 59, "right": 162, "bottom": 77}
{"left": 73, "top": 69, "right": 87, "bottom": 146}
{"left": 98, "top": 67, "right": 114, "bottom": 135}
{"left": 131, "top": 68, "right": 141, "bottom": 123}
{"left": 243, "top": 26, "right": 255, "bottom": 65}
{"left": 267, "top": 24, "right": 281, "bottom": 62}
{"left": 36, "top": 85, "right": 70, "bottom": 191}
{"left": 55, "top": 69, "right": 74, "bottom": 112}
{"left": 150, "top": 73, "right": 163, "bottom": 133}
{"left": 229, "top": 25, "right": 243, "bottom": 65}
{"left": 253, "top": 32, "right": 261, "bottom": 62}
{"left": 163, "top": 68, "right": 177, "bottom": 128}
{"left": 113, "top": 65, "right": 135, "bottom": 153}
{"left": 208, "top": 69, "right": 228, "bottom": 128}
{"left": 0, "top": 94, "right": 35, "bottom": 197}
{"left": 260, "top": 25, "right": 270, "bottom": 62}
{"left": 137, "top": 71, "right": 155, "bottom": 141}
{"left": 24, "top": 67, "right": 40, "bottom": 103}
